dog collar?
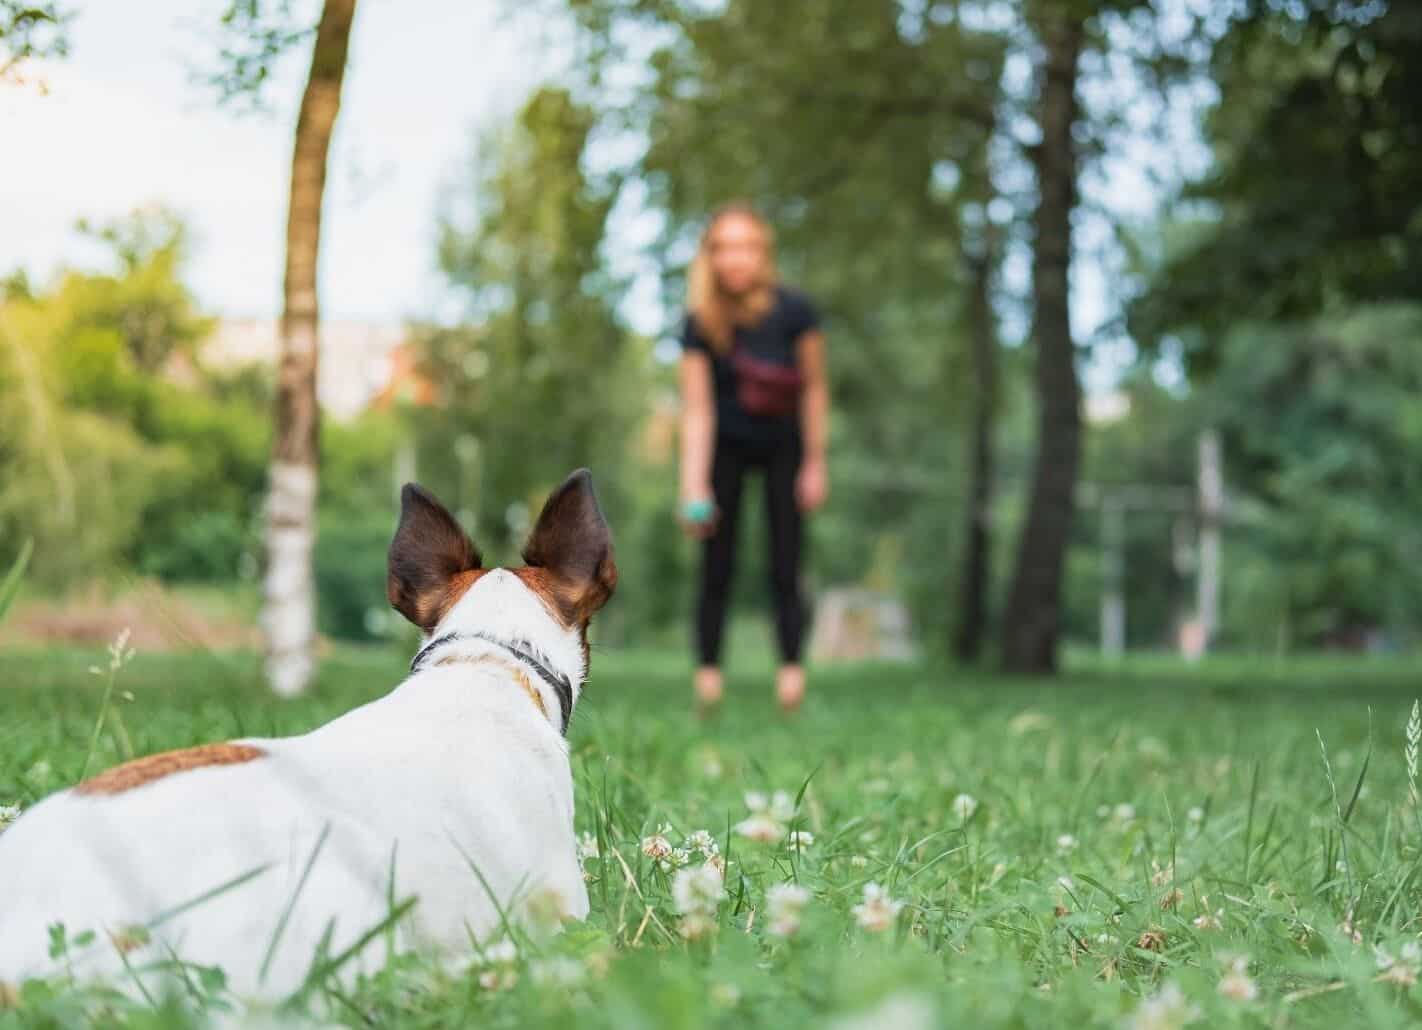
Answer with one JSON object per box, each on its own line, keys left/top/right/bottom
{"left": 410, "top": 632, "right": 575, "bottom": 734}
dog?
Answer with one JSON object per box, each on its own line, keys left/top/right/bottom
{"left": 0, "top": 469, "right": 615, "bottom": 1000}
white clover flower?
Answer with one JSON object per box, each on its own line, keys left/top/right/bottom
{"left": 577, "top": 831, "right": 600, "bottom": 861}
{"left": 0, "top": 803, "right": 20, "bottom": 834}
{"left": 479, "top": 968, "right": 518, "bottom": 992}
{"left": 1057, "top": 876, "right": 1075, "bottom": 891}
{"left": 1216, "top": 955, "right": 1257, "bottom": 1002}
{"left": 850, "top": 854, "right": 868, "bottom": 869}
{"left": 710, "top": 982, "right": 741, "bottom": 1007}
{"left": 1055, "top": 834, "right": 1078, "bottom": 854}
{"left": 480, "top": 936, "right": 519, "bottom": 966}
{"left": 1218, "top": 972, "right": 1257, "bottom": 1002}
{"left": 1128, "top": 982, "right": 1201, "bottom": 1030}
{"left": 1192, "top": 911, "right": 1222, "bottom": 931}
{"left": 641, "top": 831, "right": 674, "bottom": 863}
{"left": 852, "top": 882, "right": 904, "bottom": 933}
{"left": 951, "top": 793, "right": 978, "bottom": 821}
{"left": 523, "top": 886, "right": 571, "bottom": 932}
{"left": 769, "top": 790, "right": 797, "bottom": 822}
{"left": 529, "top": 956, "right": 586, "bottom": 988}
{"left": 1380, "top": 963, "right": 1418, "bottom": 988}
{"left": 1114, "top": 803, "right": 1137, "bottom": 822}
{"left": 686, "top": 829, "right": 719, "bottom": 858}
{"left": 765, "top": 883, "right": 812, "bottom": 938}
{"left": 672, "top": 861, "right": 725, "bottom": 918}
{"left": 1400, "top": 940, "right": 1421, "bottom": 965}
{"left": 735, "top": 813, "right": 785, "bottom": 843}
{"left": 679, "top": 912, "right": 716, "bottom": 941}
{"left": 744, "top": 791, "right": 769, "bottom": 813}
{"left": 787, "top": 830, "right": 815, "bottom": 849}
{"left": 1187, "top": 806, "right": 1204, "bottom": 823}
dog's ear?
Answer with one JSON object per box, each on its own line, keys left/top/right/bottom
{"left": 522, "top": 468, "right": 617, "bottom": 622}
{"left": 388, "top": 483, "right": 482, "bottom": 632}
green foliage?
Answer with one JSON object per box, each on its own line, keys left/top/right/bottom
{"left": 413, "top": 86, "right": 648, "bottom": 566}
{"left": 2, "top": 644, "right": 1420, "bottom": 1025}
{"left": 0, "top": 1, "right": 68, "bottom": 79}
{"left": 0, "top": 210, "right": 267, "bottom": 589}
{"left": 1130, "top": 2, "right": 1422, "bottom": 359}
{"left": 0, "top": 538, "right": 32, "bottom": 623}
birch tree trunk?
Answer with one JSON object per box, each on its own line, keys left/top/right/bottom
{"left": 1000, "top": 9, "right": 1084, "bottom": 674}
{"left": 262, "top": 0, "right": 358, "bottom": 697}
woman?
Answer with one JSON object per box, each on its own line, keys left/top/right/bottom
{"left": 678, "top": 203, "right": 829, "bottom": 714}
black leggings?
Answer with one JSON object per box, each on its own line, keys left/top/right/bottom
{"left": 696, "top": 435, "right": 805, "bottom": 666}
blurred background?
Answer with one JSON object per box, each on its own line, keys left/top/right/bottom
{"left": 1, "top": 0, "right": 1418, "bottom": 685}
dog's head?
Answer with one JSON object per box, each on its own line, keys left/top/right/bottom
{"left": 386, "top": 468, "right": 617, "bottom": 721}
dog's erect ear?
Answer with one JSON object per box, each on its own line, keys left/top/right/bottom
{"left": 388, "top": 483, "right": 482, "bottom": 632}
{"left": 522, "top": 468, "right": 618, "bottom": 622}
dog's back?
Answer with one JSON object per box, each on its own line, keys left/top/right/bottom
{"left": 0, "top": 470, "right": 613, "bottom": 1000}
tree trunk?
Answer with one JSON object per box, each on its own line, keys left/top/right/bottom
{"left": 953, "top": 226, "right": 1000, "bottom": 663}
{"left": 262, "top": 0, "right": 358, "bottom": 697}
{"left": 1000, "top": 10, "right": 1084, "bottom": 675}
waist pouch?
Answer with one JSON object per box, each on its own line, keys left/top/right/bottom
{"left": 732, "top": 345, "right": 804, "bottom": 418}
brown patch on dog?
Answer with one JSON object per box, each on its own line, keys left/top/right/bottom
{"left": 75, "top": 743, "right": 266, "bottom": 796}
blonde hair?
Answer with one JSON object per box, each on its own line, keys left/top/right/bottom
{"left": 687, "top": 202, "right": 778, "bottom": 354}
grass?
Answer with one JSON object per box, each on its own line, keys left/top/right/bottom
{"left": 2, "top": 641, "right": 1421, "bottom": 1027}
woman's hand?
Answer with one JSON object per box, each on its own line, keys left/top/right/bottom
{"left": 679, "top": 491, "right": 719, "bottom": 539}
{"left": 795, "top": 455, "right": 828, "bottom": 512}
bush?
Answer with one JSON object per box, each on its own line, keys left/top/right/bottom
{"left": 315, "top": 509, "right": 397, "bottom": 642}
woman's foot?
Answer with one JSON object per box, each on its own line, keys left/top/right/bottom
{"left": 776, "top": 664, "right": 805, "bottom": 714}
{"left": 694, "top": 666, "right": 724, "bottom": 718}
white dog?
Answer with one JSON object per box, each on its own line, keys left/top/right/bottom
{"left": 0, "top": 469, "right": 616, "bottom": 1000}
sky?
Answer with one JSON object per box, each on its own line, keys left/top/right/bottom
{"left": 1, "top": 0, "right": 554, "bottom": 325}
{"left": 1, "top": 1, "right": 1203, "bottom": 392}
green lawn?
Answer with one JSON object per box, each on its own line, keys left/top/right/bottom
{"left": 2, "top": 643, "right": 1421, "bottom": 1027}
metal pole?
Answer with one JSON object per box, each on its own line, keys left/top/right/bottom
{"left": 1197, "top": 430, "right": 1222, "bottom": 651}
{"left": 1101, "top": 495, "right": 1126, "bottom": 659}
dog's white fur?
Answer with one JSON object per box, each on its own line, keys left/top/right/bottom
{"left": 0, "top": 472, "right": 611, "bottom": 1000}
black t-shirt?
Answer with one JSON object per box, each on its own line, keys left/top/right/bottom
{"left": 681, "top": 286, "right": 821, "bottom": 446}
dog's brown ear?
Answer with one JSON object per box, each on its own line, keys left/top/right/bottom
{"left": 388, "top": 483, "right": 482, "bottom": 632}
{"left": 522, "top": 468, "right": 617, "bottom": 623}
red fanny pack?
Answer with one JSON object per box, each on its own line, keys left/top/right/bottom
{"left": 732, "top": 344, "right": 804, "bottom": 418}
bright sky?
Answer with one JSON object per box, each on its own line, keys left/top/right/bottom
{"left": 1, "top": 0, "right": 554, "bottom": 325}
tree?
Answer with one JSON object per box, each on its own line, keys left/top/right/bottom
{"left": 211, "top": 0, "right": 360, "bottom": 696}
{"left": 0, "top": 1, "right": 68, "bottom": 81}
{"left": 999, "top": 6, "right": 1086, "bottom": 674}
{"left": 1129, "top": 1, "right": 1422, "bottom": 364}
{"left": 412, "top": 87, "right": 640, "bottom": 559}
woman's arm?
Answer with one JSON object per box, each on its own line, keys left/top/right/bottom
{"left": 679, "top": 351, "right": 717, "bottom": 529}
{"left": 796, "top": 329, "right": 829, "bottom": 511}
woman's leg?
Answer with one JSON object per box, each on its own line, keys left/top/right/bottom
{"left": 764, "top": 437, "right": 806, "bottom": 710}
{"left": 694, "top": 440, "right": 747, "bottom": 708}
